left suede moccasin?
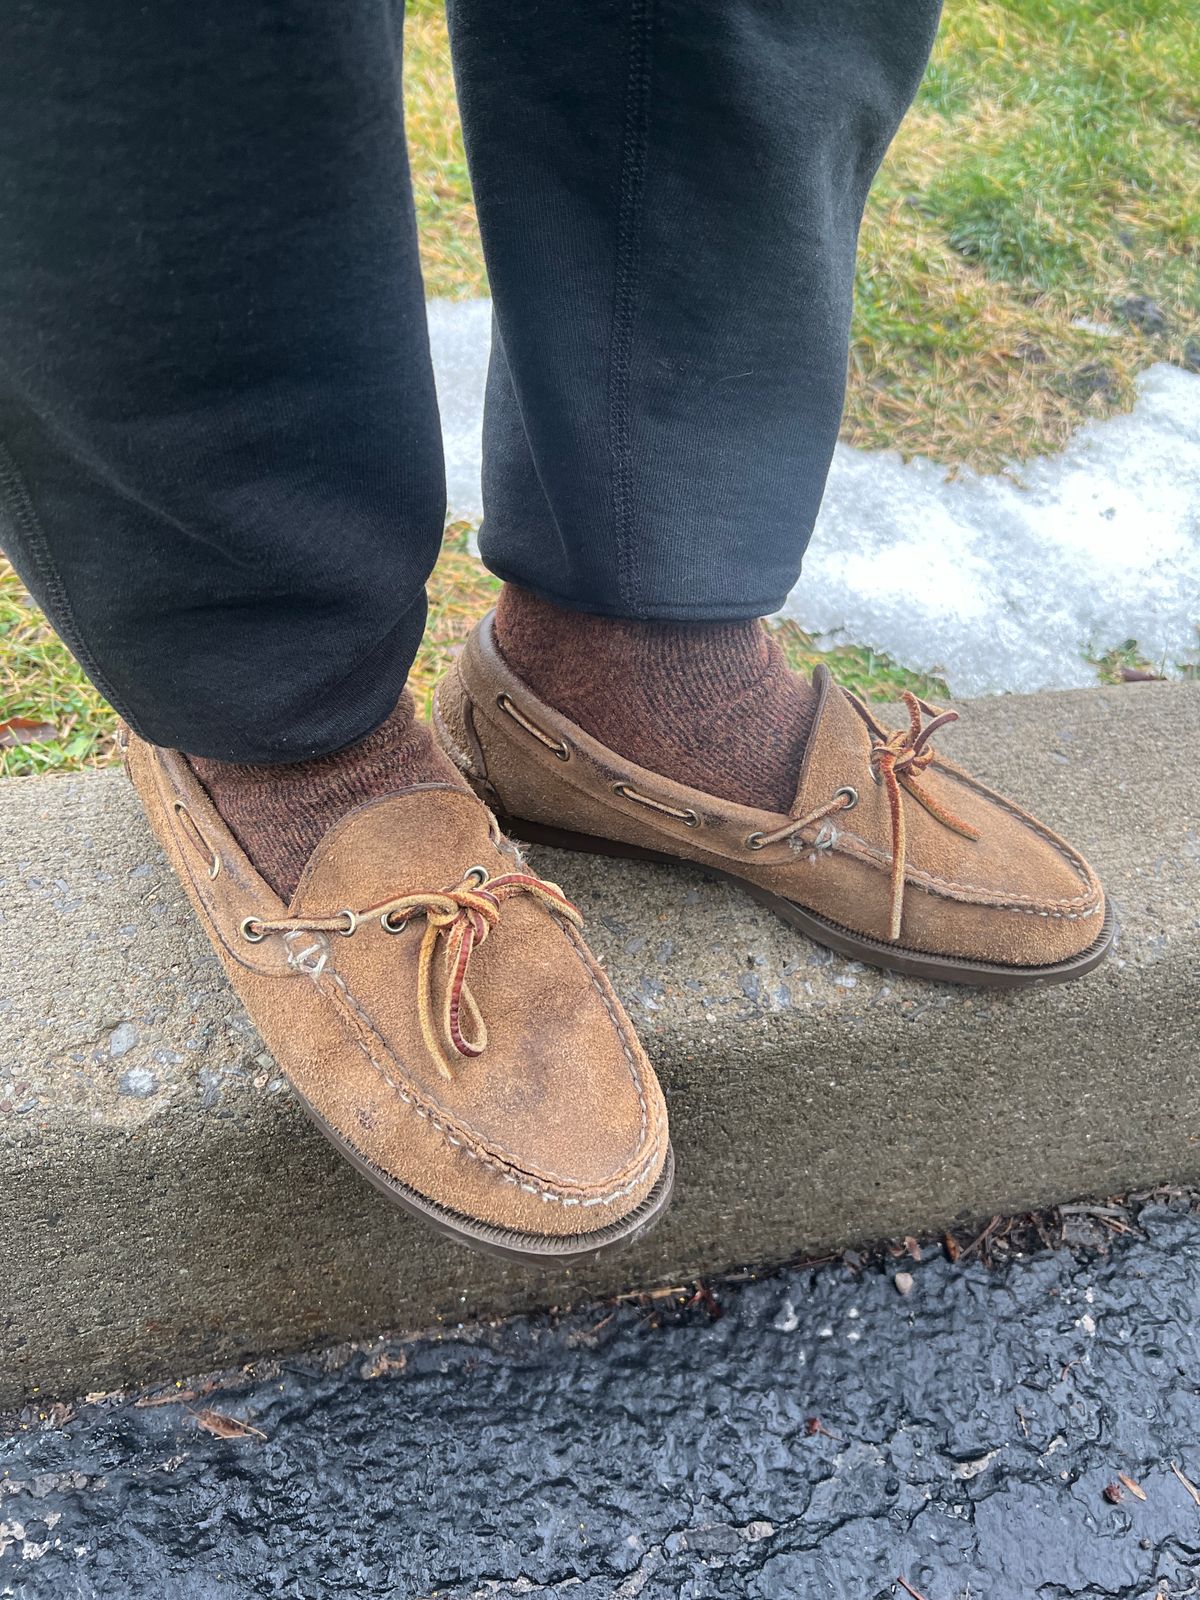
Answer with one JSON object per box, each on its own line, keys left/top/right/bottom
{"left": 125, "top": 727, "right": 674, "bottom": 1261}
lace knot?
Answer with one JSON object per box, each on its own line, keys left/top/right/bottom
{"left": 865, "top": 691, "right": 980, "bottom": 941}
{"left": 241, "top": 866, "right": 583, "bottom": 1079}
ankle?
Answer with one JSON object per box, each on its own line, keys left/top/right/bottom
{"left": 493, "top": 585, "right": 815, "bottom": 813}
{"left": 188, "top": 692, "right": 465, "bottom": 899}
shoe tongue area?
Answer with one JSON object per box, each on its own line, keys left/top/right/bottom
{"left": 286, "top": 784, "right": 506, "bottom": 918}
{"left": 786, "top": 663, "right": 838, "bottom": 814}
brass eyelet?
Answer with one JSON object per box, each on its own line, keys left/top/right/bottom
{"left": 240, "top": 916, "right": 266, "bottom": 943}
{"left": 833, "top": 785, "right": 859, "bottom": 810}
{"left": 745, "top": 832, "right": 766, "bottom": 851}
{"left": 336, "top": 909, "right": 358, "bottom": 936}
{"left": 463, "top": 865, "right": 490, "bottom": 887}
{"left": 381, "top": 910, "right": 409, "bottom": 935}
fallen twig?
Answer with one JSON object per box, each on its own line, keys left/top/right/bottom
{"left": 1171, "top": 1462, "right": 1200, "bottom": 1508}
{"left": 957, "top": 1216, "right": 1001, "bottom": 1263}
{"left": 896, "top": 1578, "right": 930, "bottom": 1600}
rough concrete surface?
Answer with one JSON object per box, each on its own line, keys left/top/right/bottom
{"left": 4, "top": 1197, "right": 1200, "bottom": 1598}
{"left": 1, "top": 681, "right": 1197, "bottom": 1407}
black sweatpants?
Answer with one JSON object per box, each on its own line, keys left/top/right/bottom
{"left": 0, "top": 0, "right": 941, "bottom": 761}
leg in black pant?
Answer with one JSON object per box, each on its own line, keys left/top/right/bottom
{"left": 0, "top": 0, "right": 443, "bottom": 762}
{"left": 0, "top": 0, "right": 940, "bottom": 761}
{"left": 451, "top": 0, "right": 942, "bottom": 620}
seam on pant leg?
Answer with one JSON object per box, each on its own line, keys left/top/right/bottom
{"left": 608, "top": 0, "right": 655, "bottom": 614}
{"left": 0, "top": 438, "right": 131, "bottom": 719}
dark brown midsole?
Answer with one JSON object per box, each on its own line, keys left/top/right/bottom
{"left": 499, "top": 814, "right": 1115, "bottom": 989}
{"left": 290, "top": 1077, "right": 676, "bottom": 1265}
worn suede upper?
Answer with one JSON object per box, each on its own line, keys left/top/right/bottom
{"left": 126, "top": 732, "right": 669, "bottom": 1240}
{"left": 435, "top": 613, "right": 1107, "bottom": 970}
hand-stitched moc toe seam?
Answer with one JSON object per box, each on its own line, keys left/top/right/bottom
{"left": 828, "top": 824, "right": 1101, "bottom": 913}
{"left": 899, "top": 875, "right": 1106, "bottom": 921}
{"left": 321, "top": 963, "right": 666, "bottom": 1202}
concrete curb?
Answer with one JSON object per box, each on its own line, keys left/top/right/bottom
{"left": 2, "top": 682, "right": 1198, "bottom": 1406}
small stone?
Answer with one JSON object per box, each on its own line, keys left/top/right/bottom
{"left": 107, "top": 1021, "right": 139, "bottom": 1058}
{"left": 773, "top": 1299, "right": 799, "bottom": 1333}
{"left": 118, "top": 1067, "right": 157, "bottom": 1099}
{"left": 894, "top": 1272, "right": 914, "bottom": 1296}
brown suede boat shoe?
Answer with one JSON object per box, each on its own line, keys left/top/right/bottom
{"left": 123, "top": 729, "right": 673, "bottom": 1261}
{"left": 433, "top": 613, "right": 1113, "bottom": 988}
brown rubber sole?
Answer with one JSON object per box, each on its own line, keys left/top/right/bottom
{"left": 497, "top": 815, "right": 1116, "bottom": 990}
{"left": 290, "top": 1078, "right": 675, "bottom": 1265}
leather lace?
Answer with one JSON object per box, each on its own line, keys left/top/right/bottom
{"left": 847, "top": 689, "right": 980, "bottom": 941}
{"left": 243, "top": 868, "right": 583, "bottom": 1080}
{"left": 749, "top": 689, "right": 980, "bottom": 943}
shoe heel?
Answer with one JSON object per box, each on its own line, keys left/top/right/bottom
{"left": 431, "top": 674, "right": 506, "bottom": 810}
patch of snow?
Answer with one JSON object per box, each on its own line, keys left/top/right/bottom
{"left": 791, "top": 363, "right": 1200, "bottom": 695}
{"left": 428, "top": 298, "right": 490, "bottom": 524}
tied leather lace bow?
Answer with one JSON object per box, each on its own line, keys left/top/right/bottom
{"left": 854, "top": 689, "right": 980, "bottom": 941}
{"left": 748, "top": 689, "right": 980, "bottom": 944}
{"left": 242, "top": 867, "right": 583, "bottom": 1079}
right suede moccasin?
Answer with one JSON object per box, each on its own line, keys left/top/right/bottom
{"left": 435, "top": 612, "right": 1113, "bottom": 987}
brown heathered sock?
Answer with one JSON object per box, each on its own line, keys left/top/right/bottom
{"left": 494, "top": 586, "right": 818, "bottom": 814}
{"left": 188, "top": 691, "right": 467, "bottom": 900}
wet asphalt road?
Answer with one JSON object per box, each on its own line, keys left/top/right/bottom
{"left": 3, "top": 1198, "right": 1200, "bottom": 1600}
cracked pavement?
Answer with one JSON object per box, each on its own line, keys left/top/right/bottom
{"left": 3, "top": 1199, "right": 1200, "bottom": 1598}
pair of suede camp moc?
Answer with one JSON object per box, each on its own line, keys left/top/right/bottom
{"left": 126, "top": 611, "right": 1110, "bottom": 1264}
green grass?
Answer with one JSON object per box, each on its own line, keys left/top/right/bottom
{"left": 3, "top": 0, "right": 1198, "bottom": 773}
{"left": 772, "top": 621, "right": 950, "bottom": 705}
{"left": 1086, "top": 631, "right": 1200, "bottom": 684}
{"left": 0, "top": 563, "right": 116, "bottom": 777}
{"left": 405, "top": 2, "right": 487, "bottom": 299}
{"left": 848, "top": 0, "right": 1200, "bottom": 467}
